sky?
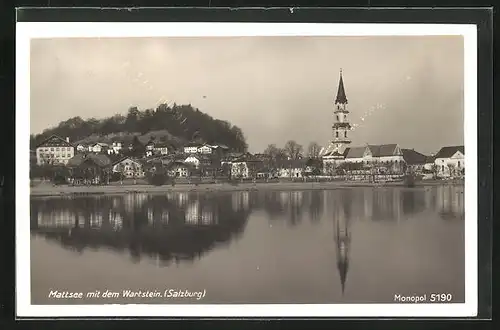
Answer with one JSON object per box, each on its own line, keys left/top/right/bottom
{"left": 30, "top": 35, "right": 464, "bottom": 155}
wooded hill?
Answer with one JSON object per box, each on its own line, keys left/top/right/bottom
{"left": 30, "top": 103, "right": 248, "bottom": 152}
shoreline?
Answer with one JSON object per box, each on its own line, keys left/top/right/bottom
{"left": 30, "top": 180, "right": 464, "bottom": 197}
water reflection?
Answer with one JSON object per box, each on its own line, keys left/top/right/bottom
{"left": 31, "top": 193, "right": 251, "bottom": 266}
{"left": 30, "top": 185, "right": 464, "bottom": 268}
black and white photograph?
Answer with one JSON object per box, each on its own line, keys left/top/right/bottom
{"left": 16, "top": 20, "right": 478, "bottom": 318}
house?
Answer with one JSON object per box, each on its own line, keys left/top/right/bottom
{"left": 35, "top": 135, "right": 75, "bottom": 166}
{"left": 167, "top": 161, "right": 192, "bottom": 178}
{"left": 433, "top": 146, "right": 464, "bottom": 178}
{"left": 111, "top": 157, "right": 145, "bottom": 179}
{"left": 183, "top": 143, "right": 200, "bottom": 154}
{"left": 89, "top": 142, "right": 109, "bottom": 154}
{"left": 184, "top": 155, "right": 201, "bottom": 168}
{"left": 110, "top": 141, "right": 123, "bottom": 154}
{"left": 67, "top": 153, "right": 112, "bottom": 184}
{"left": 153, "top": 142, "right": 170, "bottom": 156}
{"left": 402, "top": 148, "right": 427, "bottom": 174}
{"left": 277, "top": 159, "right": 307, "bottom": 178}
{"left": 76, "top": 144, "right": 87, "bottom": 153}
{"left": 197, "top": 144, "right": 213, "bottom": 154}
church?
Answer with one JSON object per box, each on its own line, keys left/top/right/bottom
{"left": 320, "top": 70, "right": 406, "bottom": 175}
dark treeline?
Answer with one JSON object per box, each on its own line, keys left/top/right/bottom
{"left": 30, "top": 103, "right": 248, "bottom": 152}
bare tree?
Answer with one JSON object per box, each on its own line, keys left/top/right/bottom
{"left": 264, "top": 144, "right": 280, "bottom": 159}
{"left": 307, "top": 142, "right": 321, "bottom": 159}
{"left": 283, "top": 140, "right": 303, "bottom": 160}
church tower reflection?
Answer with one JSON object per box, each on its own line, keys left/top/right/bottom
{"left": 333, "top": 195, "right": 352, "bottom": 295}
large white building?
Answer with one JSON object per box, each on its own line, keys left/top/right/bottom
{"left": 433, "top": 146, "right": 464, "bottom": 178}
{"left": 35, "top": 135, "right": 75, "bottom": 165}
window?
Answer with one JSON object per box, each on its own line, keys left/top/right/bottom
{"left": 457, "top": 161, "right": 461, "bottom": 168}
{"left": 344, "top": 131, "right": 347, "bottom": 138}
{"left": 336, "top": 115, "right": 339, "bottom": 121}
{"left": 50, "top": 148, "right": 54, "bottom": 151}
{"left": 442, "top": 165, "right": 445, "bottom": 171}
{"left": 335, "top": 131, "right": 339, "bottom": 138}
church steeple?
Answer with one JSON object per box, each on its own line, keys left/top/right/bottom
{"left": 335, "top": 69, "right": 348, "bottom": 104}
{"left": 334, "top": 210, "right": 351, "bottom": 296}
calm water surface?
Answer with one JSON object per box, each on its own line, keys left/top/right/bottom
{"left": 30, "top": 185, "right": 465, "bottom": 304}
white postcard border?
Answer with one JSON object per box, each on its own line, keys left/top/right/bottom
{"left": 16, "top": 22, "right": 478, "bottom": 318}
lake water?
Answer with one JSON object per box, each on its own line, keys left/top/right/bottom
{"left": 30, "top": 185, "right": 465, "bottom": 304}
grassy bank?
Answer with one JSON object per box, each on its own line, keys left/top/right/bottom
{"left": 29, "top": 179, "right": 464, "bottom": 197}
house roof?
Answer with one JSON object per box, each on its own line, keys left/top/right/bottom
{"left": 67, "top": 153, "right": 112, "bottom": 168}
{"left": 425, "top": 155, "right": 436, "bottom": 163}
{"left": 402, "top": 149, "right": 427, "bottom": 165}
{"left": 434, "top": 146, "right": 464, "bottom": 159}
{"left": 35, "top": 134, "right": 74, "bottom": 149}
{"left": 345, "top": 147, "right": 367, "bottom": 159}
{"left": 111, "top": 156, "right": 141, "bottom": 167}
{"left": 367, "top": 144, "right": 399, "bottom": 157}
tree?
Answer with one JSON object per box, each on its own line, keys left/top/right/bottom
{"left": 447, "top": 164, "right": 457, "bottom": 178}
{"left": 430, "top": 163, "right": 440, "bottom": 179}
{"left": 307, "top": 142, "right": 322, "bottom": 159}
{"left": 115, "top": 163, "right": 126, "bottom": 184}
{"left": 283, "top": 140, "right": 303, "bottom": 160}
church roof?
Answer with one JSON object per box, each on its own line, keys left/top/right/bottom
{"left": 335, "top": 69, "right": 348, "bottom": 104}
{"left": 367, "top": 144, "right": 399, "bottom": 157}
{"left": 345, "top": 147, "right": 367, "bottom": 158}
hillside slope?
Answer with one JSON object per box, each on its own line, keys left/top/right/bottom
{"left": 31, "top": 103, "right": 248, "bottom": 152}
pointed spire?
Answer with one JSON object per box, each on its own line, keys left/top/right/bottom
{"left": 338, "top": 259, "right": 348, "bottom": 295}
{"left": 335, "top": 68, "right": 348, "bottom": 104}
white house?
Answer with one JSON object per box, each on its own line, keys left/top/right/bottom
{"left": 231, "top": 161, "right": 249, "bottom": 178}
{"left": 184, "top": 155, "right": 201, "bottom": 169}
{"left": 184, "top": 144, "right": 200, "bottom": 154}
{"left": 198, "top": 145, "right": 213, "bottom": 154}
{"left": 168, "top": 162, "right": 191, "bottom": 178}
{"left": 277, "top": 159, "right": 306, "bottom": 178}
{"left": 433, "top": 146, "right": 464, "bottom": 178}
{"left": 111, "top": 141, "right": 123, "bottom": 154}
{"left": 76, "top": 144, "right": 87, "bottom": 153}
{"left": 89, "top": 142, "right": 108, "bottom": 153}
{"left": 112, "top": 157, "right": 145, "bottom": 178}
{"left": 35, "top": 135, "right": 75, "bottom": 165}
{"left": 153, "top": 142, "right": 169, "bottom": 155}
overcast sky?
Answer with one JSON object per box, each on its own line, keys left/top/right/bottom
{"left": 30, "top": 36, "right": 464, "bottom": 154}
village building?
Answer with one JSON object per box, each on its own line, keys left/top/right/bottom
{"left": 111, "top": 157, "right": 145, "bottom": 179}
{"left": 66, "top": 153, "right": 112, "bottom": 184}
{"left": 167, "top": 161, "right": 192, "bottom": 178}
{"left": 277, "top": 159, "right": 307, "bottom": 178}
{"left": 198, "top": 144, "right": 213, "bottom": 154}
{"left": 35, "top": 135, "right": 75, "bottom": 165}
{"left": 89, "top": 142, "right": 109, "bottom": 154}
{"left": 111, "top": 141, "right": 123, "bottom": 153}
{"left": 433, "top": 146, "right": 464, "bottom": 178}
{"left": 183, "top": 143, "right": 200, "bottom": 154}
{"left": 402, "top": 148, "right": 428, "bottom": 174}
{"left": 153, "top": 142, "right": 170, "bottom": 155}
{"left": 184, "top": 154, "right": 201, "bottom": 168}
{"left": 76, "top": 144, "right": 87, "bottom": 153}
